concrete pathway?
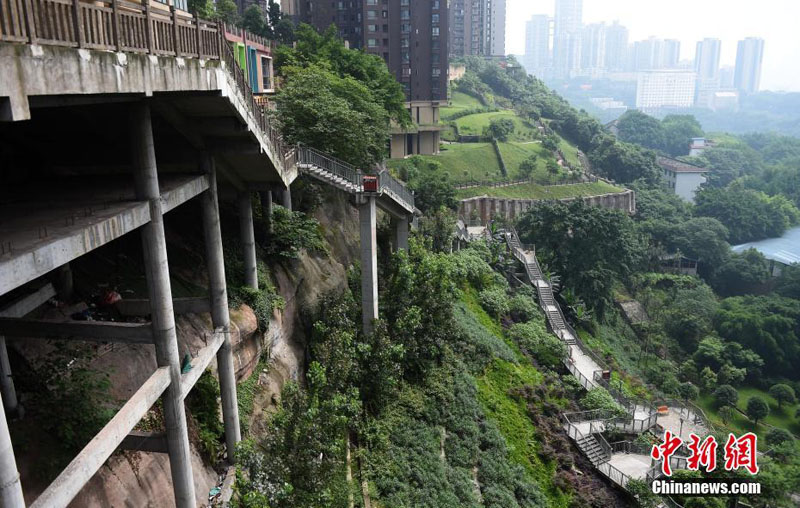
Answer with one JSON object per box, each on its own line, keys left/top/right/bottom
{"left": 604, "top": 453, "right": 653, "bottom": 484}
{"left": 567, "top": 343, "right": 602, "bottom": 389}
{"left": 656, "top": 406, "right": 708, "bottom": 441}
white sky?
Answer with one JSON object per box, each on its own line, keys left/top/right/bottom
{"left": 505, "top": 0, "right": 800, "bottom": 91}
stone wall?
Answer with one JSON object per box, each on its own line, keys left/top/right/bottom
{"left": 458, "top": 189, "right": 636, "bottom": 224}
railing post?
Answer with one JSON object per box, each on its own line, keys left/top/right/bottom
{"left": 22, "top": 0, "right": 38, "bottom": 44}
{"left": 111, "top": 0, "right": 121, "bottom": 51}
{"left": 194, "top": 14, "right": 201, "bottom": 57}
{"left": 170, "top": 5, "right": 179, "bottom": 56}
{"left": 144, "top": 1, "right": 154, "bottom": 54}
{"left": 72, "top": 0, "right": 84, "bottom": 48}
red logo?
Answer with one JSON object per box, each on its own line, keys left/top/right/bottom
{"left": 652, "top": 432, "right": 759, "bottom": 476}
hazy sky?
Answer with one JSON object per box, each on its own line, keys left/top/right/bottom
{"left": 506, "top": 0, "right": 800, "bottom": 91}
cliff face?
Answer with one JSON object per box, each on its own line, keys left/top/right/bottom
{"left": 11, "top": 189, "right": 360, "bottom": 507}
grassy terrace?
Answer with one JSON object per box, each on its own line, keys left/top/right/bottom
{"left": 696, "top": 385, "right": 800, "bottom": 440}
{"left": 455, "top": 180, "right": 623, "bottom": 200}
{"left": 440, "top": 91, "right": 484, "bottom": 120}
{"left": 454, "top": 111, "right": 539, "bottom": 141}
{"left": 498, "top": 141, "right": 550, "bottom": 180}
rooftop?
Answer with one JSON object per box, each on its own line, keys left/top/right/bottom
{"left": 657, "top": 156, "right": 710, "bottom": 174}
{"left": 732, "top": 226, "right": 800, "bottom": 266}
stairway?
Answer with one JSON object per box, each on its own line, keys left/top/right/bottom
{"left": 300, "top": 164, "right": 360, "bottom": 194}
{"left": 576, "top": 434, "right": 610, "bottom": 466}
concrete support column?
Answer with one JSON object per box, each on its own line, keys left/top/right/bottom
{"left": 200, "top": 154, "right": 242, "bottom": 463}
{"left": 0, "top": 396, "right": 24, "bottom": 508}
{"left": 280, "top": 185, "right": 292, "bottom": 211}
{"left": 260, "top": 190, "right": 273, "bottom": 234}
{"left": 0, "top": 338, "right": 19, "bottom": 418}
{"left": 359, "top": 196, "right": 378, "bottom": 336}
{"left": 391, "top": 216, "right": 409, "bottom": 252}
{"left": 131, "top": 102, "right": 196, "bottom": 508}
{"left": 237, "top": 192, "right": 258, "bottom": 290}
{"left": 55, "top": 263, "right": 74, "bottom": 301}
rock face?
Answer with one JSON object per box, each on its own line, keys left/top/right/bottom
{"left": 66, "top": 190, "right": 360, "bottom": 507}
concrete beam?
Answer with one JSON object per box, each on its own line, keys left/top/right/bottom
{"left": 359, "top": 196, "right": 378, "bottom": 336}
{"left": 30, "top": 367, "right": 171, "bottom": 508}
{"left": 160, "top": 174, "right": 209, "bottom": 214}
{"left": 115, "top": 297, "right": 211, "bottom": 317}
{"left": 0, "top": 318, "right": 155, "bottom": 343}
{"left": 0, "top": 284, "right": 57, "bottom": 319}
{"left": 117, "top": 431, "right": 169, "bottom": 454}
{"left": 179, "top": 329, "right": 225, "bottom": 400}
{"left": 0, "top": 201, "right": 151, "bottom": 297}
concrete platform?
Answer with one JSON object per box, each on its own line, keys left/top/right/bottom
{"left": 606, "top": 452, "right": 653, "bottom": 481}
{"left": 0, "top": 175, "right": 207, "bottom": 296}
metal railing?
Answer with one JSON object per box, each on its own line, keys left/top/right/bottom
{"left": 379, "top": 169, "right": 415, "bottom": 211}
{"left": 297, "top": 146, "right": 362, "bottom": 188}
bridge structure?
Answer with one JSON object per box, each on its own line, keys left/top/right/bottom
{"left": 0, "top": 2, "right": 415, "bottom": 506}
{"left": 503, "top": 229, "right": 710, "bottom": 496}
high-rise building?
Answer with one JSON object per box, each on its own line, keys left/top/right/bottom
{"left": 449, "top": 0, "right": 486, "bottom": 57}
{"left": 449, "top": 0, "right": 505, "bottom": 57}
{"left": 734, "top": 37, "right": 765, "bottom": 94}
{"left": 719, "top": 65, "right": 736, "bottom": 88}
{"left": 581, "top": 23, "right": 606, "bottom": 72}
{"left": 695, "top": 38, "right": 721, "bottom": 79}
{"left": 604, "top": 21, "right": 629, "bottom": 71}
{"left": 661, "top": 39, "right": 681, "bottom": 68}
{"left": 636, "top": 70, "right": 697, "bottom": 112}
{"left": 524, "top": 15, "right": 551, "bottom": 76}
{"left": 694, "top": 38, "right": 722, "bottom": 108}
{"left": 487, "top": 0, "right": 507, "bottom": 56}
{"left": 553, "top": 0, "right": 582, "bottom": 77}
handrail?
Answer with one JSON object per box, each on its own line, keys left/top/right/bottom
{"left": 297, "top": 146, "right": 362, "bottom": 187}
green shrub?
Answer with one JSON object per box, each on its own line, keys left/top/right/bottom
{"left": 508, "top": 293, "right": 539, "bottom": 323}
{"left": 265, "top": 206, "right": 327, "bottom": 259}
{"left": 508, "top": 321, "right": 567, "bottom": 369}
{"left": 187, "top": 371, "right": 225, "bottom": 464}
{"left": 580, "top": 388, "right": 627, "bottom": 417}
{"left": 479, "top": 287, "right": 510, "bottom": 318}
{"left": 451, "top": 249, "right": 505, "bottom": 290}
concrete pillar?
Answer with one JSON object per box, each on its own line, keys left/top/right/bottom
{"left": 391, "top": 216, "right": 409, "bottom": 252}
{"left": 359, "top": 196, "right": 378, "bottom": 336}
{"left": 131, "top": 102, "right": 196, "bottom": 508}
{"left": 280, "top": 185, "right": 292, "bottom": 211}
{"left": 200, "top": 155, "right": 242, "bottom": 463}
{"left": 0, "top": 338, "right": 19, "bottom": 418}
{"left": 0, "top": 396, "right": 24, "bottom": 508}
{"left": 237, "top": 192, "right": 258, "bottom": 290}
{"left": 260, "top": 190, "right": 274, "bottom": 234}
{"left": 55, "top": 263, "right": 74, "bottom": 301}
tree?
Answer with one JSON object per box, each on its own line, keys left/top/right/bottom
{"left": 518, "top": 155, "right": 538, "bottom": 179}
{"left": 588, "top": 137, "right": 662, "bottom": 184}
{"left": 215, "top": 0, "right": 239, "bottom": 25}
{"left": 769, "top": 384, "right": 797, "bottom": 409}
{"left": 746, "top": 396, "right": 770, "bottom": 427}
{"left": 241, "top": 5, "right": 267, "bottom": 37}
{"left": 717, "top": 364, "right": 746, "bottom": 386}
{"left": 700, "top": 366, "right": 718, "bottom": 392}
{"left": 277, "top": 64, "right": 389, "bottom": 168}
{"left": 766, "top": 428, "right": 793, "bottom": 447}
{"left": 616, "top": 110, "right": 666, "bottom": 152}
{"left": 485, "top": 118, "right": 515, "bottom": 141}
{"left": 404, "top": 158, "right": 458, "bottom": 214}
{"left": 711, "top": 249, "right": 771, "bottom": 297}
{"left": 661, "top": 115, "right": 704, "bottom": 157}
{"left": 712, "top": 384, "right": 739, "bottom": 409}
{"left": 542, "top": 135, "right": 559, "bottom": 152}
{"left": 517, "top": 201, "right": 646, "bottom": 316}
{"left": 678, "top": 382, "right": 699, "bottom": 402}
{"left": 188, "top": 0, "right": 216, "bottom": 19}
{"left": 275, "top": 25, "right": 408, "bottom": 125}
{"left": 546, "top": 160, "right": 560, "bottom": 180}
{"left": 719, "top": 406, "right": 735, "bottom": 425}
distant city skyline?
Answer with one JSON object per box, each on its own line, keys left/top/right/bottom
{"left": 506, "top": 0, "right": 800, "bottom": 91}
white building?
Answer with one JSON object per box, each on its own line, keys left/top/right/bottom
{"left": 636, "top": 70, "right": 696, "bottom": 112}
{"left": 524, "top": 15, "right": 551, "bottom": 76}
{"left": 657, "top": 156, "right": 709, "bottom": 202}
{"left": 487, "top": 0, "right": 507, "bottom": 56}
